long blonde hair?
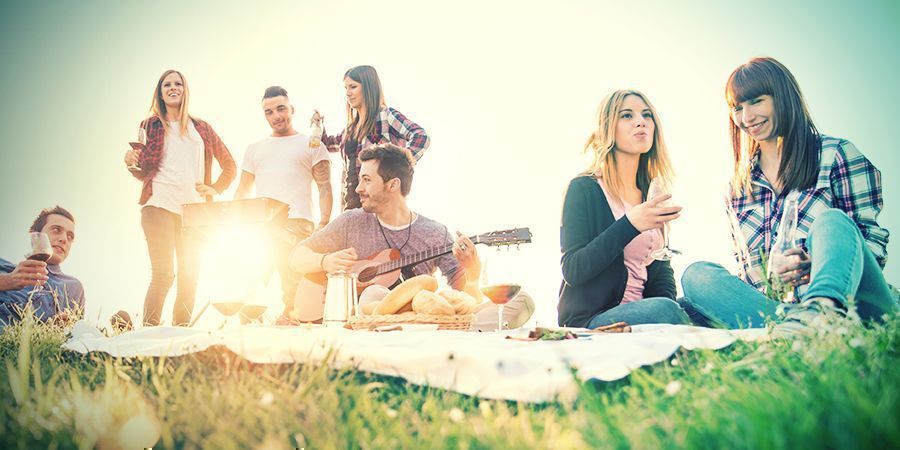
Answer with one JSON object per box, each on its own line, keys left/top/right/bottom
{"left": 149, "top": 69, "right": 192, "bottom": 136}
{"left": 584, "top": 90, "right": 674, "bottom": 203}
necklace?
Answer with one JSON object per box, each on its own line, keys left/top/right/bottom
{"left": 378, "top": 212, "right": 414, "bottom": 252}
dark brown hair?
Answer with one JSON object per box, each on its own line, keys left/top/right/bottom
{"left": 726, "top": 57, "right": 820, "bottom": 196}
{"left": 345, "top": 65, "right": 385, "bottom": 142}
{"left": 358, "top": 144, "right": 414, "bottom": 196}
{"left": 263, "top": 86, "right": 288, "bottom": 100}
{"left": 30, "top": 206, "right": 75, "bottom": 233}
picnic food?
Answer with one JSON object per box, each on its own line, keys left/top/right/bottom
{"left": 373, "top": 275, "right": 439, "bottom": 315}
{"left": 361, "top": 301, "right": 381, "bottom": 315}
{"left": 437, "top": 289, "right": 479, "bottom": 314}
{"left": 412, "top": 290, "right": 455, "bottom": 315}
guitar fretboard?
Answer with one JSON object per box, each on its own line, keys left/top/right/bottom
{"left": 373, "top": 241, "right": 459, "bottom": 277}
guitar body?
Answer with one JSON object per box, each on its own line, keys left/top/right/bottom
{"left": 293, "top": 248, "right": 402, "bottom": 322}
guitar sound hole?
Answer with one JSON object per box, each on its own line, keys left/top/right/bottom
{"left": 358, "top": 267, "right": 378, "bottom": 283}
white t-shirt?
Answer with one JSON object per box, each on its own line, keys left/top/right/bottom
{"left": 145, "top": 121, "right": 204, "bottom": 216}
{"left": 241, "top": 133, "right": 331, "bottom": 220}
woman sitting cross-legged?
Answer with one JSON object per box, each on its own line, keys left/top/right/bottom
{"left": 558, "top": 89, "right": 689, "bottom": 329}
{"left": 680, "top": 57, "right": 898, "bottom": 337}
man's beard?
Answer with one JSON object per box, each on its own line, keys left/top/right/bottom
{"left": 359, "top": 190, "right": 384, "bottom": 213}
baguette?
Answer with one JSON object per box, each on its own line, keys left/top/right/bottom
{"left": 373, "top": 275, "right": 439, "bottom": 315}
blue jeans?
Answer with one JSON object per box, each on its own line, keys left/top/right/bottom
{"left": 681, "top": 209, "right": 898, "bottom": 329}
{"left": 587, "top": 297, "right": 690, "bottom": 329}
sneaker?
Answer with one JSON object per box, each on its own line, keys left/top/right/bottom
{"left": 770, "top": 297, "right": 849, "bottom": 339}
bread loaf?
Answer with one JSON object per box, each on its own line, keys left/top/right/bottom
{"left": 373, "top": 275, "right": 439, "bottom": 315}
{"left": 361, "top": 301, "right": 380, "bottom": 315}
{"left": 437, "top": 289, "right": 479, "bottom": 314}
{"left": 412, "top": 290, "right": 455, "bottom": 315}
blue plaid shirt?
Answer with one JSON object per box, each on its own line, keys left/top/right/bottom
{"left": 729, "top": 135, "right": 889, "bottom": 290}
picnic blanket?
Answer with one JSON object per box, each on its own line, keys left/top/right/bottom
{"left": 63, "top": 322, "right": 766, "bottom": 402}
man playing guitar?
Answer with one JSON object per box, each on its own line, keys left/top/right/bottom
{"left": 290, "top": 144, "right": 534, "bottom": 330}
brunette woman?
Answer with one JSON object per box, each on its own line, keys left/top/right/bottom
{"left": 316, "top": 65, "right": 430, "bottom": 210}
{"left": 680, "top": 57, "right": 897, "bottom": 336}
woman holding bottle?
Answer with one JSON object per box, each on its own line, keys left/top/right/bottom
{"left": 315, "top": 65, "right": 430, "bottom": 210}
{"left": 124, "top": 69, "right": 236, "bottom": 326}
{"left": 680, "top": 57, "right": 896, "bottom": 336}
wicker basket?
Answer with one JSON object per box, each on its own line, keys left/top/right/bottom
{"left": 347, "top": 312, "right": 474, "bottom": 331}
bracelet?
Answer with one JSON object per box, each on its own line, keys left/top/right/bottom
{"left": 320, "top": 253, "right": 327, "bottom": 269}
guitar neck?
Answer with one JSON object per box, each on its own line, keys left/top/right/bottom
{"left": 373, "top": 236, "right": 475, "bottom": 277}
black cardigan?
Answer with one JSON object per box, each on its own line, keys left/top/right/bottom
{"left": 557, "top": 175, "right": 676, "bottom": 327}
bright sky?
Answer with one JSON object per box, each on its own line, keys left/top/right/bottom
{"left": 1, "top": 0, "right": 898, "bottom": 327}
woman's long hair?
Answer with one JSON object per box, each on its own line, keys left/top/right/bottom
{"left": 344, "top": 65, "right": 385, "bottom": 142}
{"left": 149, "top": 69, "right": 191, "bottom": 136}
{"left": 584, "top": 90, "right": 674, "bottom": 204}
{"left": 726, "top": 57, "right": 820, "bottom": 196}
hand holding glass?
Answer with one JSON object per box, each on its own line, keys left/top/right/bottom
{"left": 647, "top": 178, "right": 681, "bottom": 261}
{"left": 26, "top": 232, "right": 52, "bottom": 295}
{"left": 126, "top": 124, "right": 146, "bottom": 171}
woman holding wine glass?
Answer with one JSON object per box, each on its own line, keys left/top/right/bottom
{"left": 680, "top": 57, "right": 897, "bottom": 336}
{"left": 558, "top": 89, "right": 689, "bottom": 329}
{"left": 124, "top": 69, "right": 236, "bottom": 326}
{"left": 314, "top": 65, "right": 430, "bottom": 210}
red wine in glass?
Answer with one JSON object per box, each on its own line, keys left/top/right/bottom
{"left": 27, "top": 252, "right": 52, "bottom": 262}
{"left": 27, "top": 232, "right": 53, "bottom": 295}
{"left": 481, "top": 284, "right": 521, "bottom": 331}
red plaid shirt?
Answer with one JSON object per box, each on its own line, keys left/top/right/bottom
{"left": 128, "top": 116, "right": 236, "bottom": 205}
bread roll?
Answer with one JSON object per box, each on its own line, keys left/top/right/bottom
{"left": 412, "top": 290, "right": 455, "bottom": 315}
{"left": 361, "top": 301, "right": 381, "bottom": 315}
{"left": 437, "top": 289, "right": 478, "bottom": 314}
{"left": 359, "top": 285, "right": 391, "bottom": 315}
{"left": 373, "top": 275, "right": 439, "bottom": 315}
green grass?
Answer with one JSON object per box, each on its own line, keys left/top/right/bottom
{"left": 1, "top": 314, "right": 898, "bottom": 450}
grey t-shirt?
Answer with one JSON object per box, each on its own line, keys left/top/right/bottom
{"left": 301, "top": 209, "right": 464, "bottom": 287}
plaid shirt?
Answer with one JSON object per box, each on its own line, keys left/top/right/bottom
{"left": 128, "top": 116, "right": 236, "bottom": 205}
{"left": 321, "top": 106, "right": 430, "bottom": 161}
{"left": 730, "top": 135, "right": 889, "bottom": 290}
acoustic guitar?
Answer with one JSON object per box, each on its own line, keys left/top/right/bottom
{"left": 292, "top": 228, "right": 532, "bottom": 321}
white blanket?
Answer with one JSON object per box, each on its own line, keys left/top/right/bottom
{"left": 63, "top": 321, "right": 766, "bottom": 402}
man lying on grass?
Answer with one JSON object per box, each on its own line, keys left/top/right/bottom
{"left": 0, "top": 206, "right": 85, "bottom": 328}
{"left": 289, "top": 143, "right": 535, "bottom": 330}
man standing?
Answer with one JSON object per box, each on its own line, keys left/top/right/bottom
{"left": 0, "top": 206, "right": 84, "bottom": 327}
{"left": 290, "top": 144, "right": 534, "bottom": 330}
{"left": 234, "top": 86, "right": 333, "bottom": 318}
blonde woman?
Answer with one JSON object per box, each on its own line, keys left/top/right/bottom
{"left": 124, "top": 69, "right": 236, "bottom": 326}
{"left": 557, "top": 90, "right": 688, "bottom": 329}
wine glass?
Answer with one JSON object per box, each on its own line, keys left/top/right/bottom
{"left": 239, "top": 304, "right": 268, "bottom": 325}
{"left": 647, "top": 178, "right": 681, "bottom": 261}
{"left": 479, "top": 246, "right": 523, "bottom": 331}
{"left": 127, "top": 124, "right": 146, "bottom": 171}
{"left": 211, "top": 298, "right": 245, "bottom": 329}
{"left": 724, "top": 192, "right": 753, "bottom": 280}
{"left": 26, "top": 232, "right": 53, "bottom": 295}
{"left": 481, "top": 284, "right": 521, "bottom": 332}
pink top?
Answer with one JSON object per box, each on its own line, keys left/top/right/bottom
{"left": 597, "top": 179, "right": 662, "bottom": 303}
